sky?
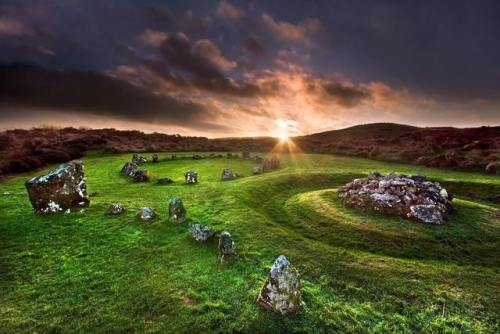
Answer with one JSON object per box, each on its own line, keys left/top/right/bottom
{"left": 0, "top": 0, "right": 499, "bottom": 137}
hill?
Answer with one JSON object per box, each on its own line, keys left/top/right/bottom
{"left": 0, "top": 123, "right": 499, "bottom": 177}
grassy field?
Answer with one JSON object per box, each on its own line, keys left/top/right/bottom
{"left": 0, "top": 152, "right": 499, "bottom": 333}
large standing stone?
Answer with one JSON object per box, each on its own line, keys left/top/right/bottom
{"left": 169, "top": 197, "right": 187, "bottom": 223}
{"left": 218, "top": 231, "right": 236, "bottom": 260}
{"left": 25, "top": 161, "right": 89, "bottom": 213}
{"left": 185, "top": 170, "right": 198, "bottom": 184}
{"left": 132, "top": 154, "right": 147, "bottom": 165}
{"left": 221, "top": 168, "right": 236, "bottom": 181}
{"left": 136, "top": 207, "right": 156, "bottom": 222}
{"left": 257, "top": 255, "right": 301, "bottom": 315}
{"left": 189, "top": 224, "right": 216, "bottom": 241}
{"left": 242, "top": 151, "right": 250, "bottom": 159}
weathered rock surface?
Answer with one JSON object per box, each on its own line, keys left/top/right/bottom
{"left": 218, "top": 231, "right": 236, "bottom": 259}
{"left": 189, "top": 224, "right": 216, "bottom": 241}
{"left": 485, "top": 162, "right": 500, "bottom": 175}
{"left": 136, "top": 207, "right": 156, "bottom": 222}
{"left": 253, "top": 166, "right": 263, "bottom": 175}
{"left": 221, "top": 168, "right": 236, "bottom": 180}
{"left": 338, "top": 172, "right": 453, "bottom": 224}
{"left": 121, "top": 162, "right": 137, "bottom": 176}
{"left": 132, "top": 154, "right": 147, "bottom": 165}
{"left": 132, "top": 169, "right": 150, "bottom": 182}
{"left": 106, "top": 203, "right": 126, "bottom": 215}
{"left": 25, "top": 161, "right": 89, "bottom": 213}
{"left": 169, "top": 197, "right": 187, "bottom": 223}
{"left": 192, "top": 154, "right": 203, "bottom": 160}
{"left": 185, "top": 170, "right": 198, "bottom": 184}
{"left": 157, "top": 177, "right": 174, "bottom": 185}
{"left": 152, "top": 153, "right": 159, "bottom": 163}
{"left": 257, "top": 255, "right": 301, "bottom": 315}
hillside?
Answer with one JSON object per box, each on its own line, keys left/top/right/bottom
{"left": 0, "top": 123, "right": 499, "bottom": 177}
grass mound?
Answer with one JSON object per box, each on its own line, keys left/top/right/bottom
{"left": 0, "top": 152, "right": 499, "bottom": 333}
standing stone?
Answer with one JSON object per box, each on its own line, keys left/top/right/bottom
{"left": 257, "top": 255, "right": 301, "bottom": 315}
{"left": 25, "top": 161, "right": 89, "bottom": 213}
{"left": 171, "top": 154, "right": 177, "bottom": 160}
{"left": 185, "top": 170, "right": 198, "bottom": 184}
{"left": 106, "top": 203, "right": 126, "bottom": 215}
{"left": 136, "top": 207, "right": 156, "bottom": 222}
{"left": 169, "top": 197, "right": 187, "bottom": 223}
{"left": 189, "top": 224, "right": 216, "bottom": 241}
{"left": 221, "top": 168, "right": 236, "bottom": 181}
{"left": 218, "top": 231, "right": 236, "bottom": 260}
{"left": 242, "top": 151, "right": 250, "bottom": 159}
{"left": 152, "top": 153, "right": 159, "bottom": 163}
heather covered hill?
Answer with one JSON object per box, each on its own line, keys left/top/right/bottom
{"left": 0, "top": 123, "right": 499, "bottom": 177}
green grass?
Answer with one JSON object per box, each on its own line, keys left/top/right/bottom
{"left": 0, "top": 152, "right": 499, "bottom": 333}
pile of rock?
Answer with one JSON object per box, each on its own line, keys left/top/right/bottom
{"left": 136, "top": 207, "right": 156, "bottom": 222}
{"left": 25, "top": 161, "right": 90, "bottom": 213}
{"left": 338, "top": 172, "right": 453, "bottom": 224}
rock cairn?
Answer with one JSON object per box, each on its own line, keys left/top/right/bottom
{"left": 257, "top": 255, "right": 301, "bottom": 315}
{"left": 338, "top": 172, "right": 453, "bottom": 224}
{"left": 25, "top": 161, "right": 89, "bottom": 213}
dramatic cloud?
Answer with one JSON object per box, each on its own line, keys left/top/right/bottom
{"left": 140, "top": 29, "right": 168, "bottom": 47}
{"left": 0, "top": 64, "right": 218, "bottom": 130}
{"left": 0, "top": 17, "right": 30, "bottom": 36}
{"left": 262, "top": 13, "right": 321, "bottom": 47}
{"left": 216, "top": 0, "right": 245, "bottom": 19}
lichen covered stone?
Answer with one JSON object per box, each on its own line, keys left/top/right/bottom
{"left": 136, "top": 207, "right": 156, "bottom": 222}
{"left": 189, "top": 224, "right": 216, "bottom": 241}
{"left": 257, "top": 255, "right": 301, "bottom": 315}
{"left": 25, "top": 161, "right": 89, "bottom": 213}
{"left": 218, "top": 231, "right": 236, "bottom": 259}
{"left": 169, "top": 197, "right": 187, "bottom": 223}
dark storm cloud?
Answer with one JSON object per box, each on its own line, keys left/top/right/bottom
{"left": 0, "top": 64, "right": 214, "bottom": 128}
{"left": 321, "top": 82, "right": 370, "bottom": 108}
{"left": 245, "top": 36, "right": 265, "bottom": 56}
{"left": 145, "top": 32, "right": 271, "bottom": 97}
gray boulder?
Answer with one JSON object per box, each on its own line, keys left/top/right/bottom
{"left": 169, "top": 197, "right": 187, "bottom": 223}
{"left": 25, "top": 161, "right": 89, "bottom": 213}
{"left": 189, "top": 224, "right": 216, "bottom": 241}
{"left": 121, "top": 162, "right": 137, "bottom": 176}
{"left": 257, "top": 255, "right": 301, "bottom": 315}
{"left": 136, "top": 207, "right": 156, "bottom": 222}
{"left": 221, "top": 168, "right": 236, "bottom": 181}
{"left": 132, "top": 170, "right": 150, "bottom": 182}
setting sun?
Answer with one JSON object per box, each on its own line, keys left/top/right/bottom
{"left": 278, "top": 133, "right": 289, "bottom": 142}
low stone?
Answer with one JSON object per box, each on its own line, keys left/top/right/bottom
{"left": 106, "top": 203, "right": 126, "bottom": 215}
{"left": 157, "top": 177, "right": 174, "bottom": 185}
{"left": 257, "top": 255, "right": 301, "bottom": 315}
{"left": 132, "top": 154, "right": 147, "bottom": 165}
{"left": 132, "top": 170, "right": 150, "bottom": 182}
{"left": 136, "top": 207, "right": 156, "bottom": 222}
{"left": 152, "top": 153, "right": 159, "bottom": 163}
{"left": 253, "top": 166, "right": 263, "bottom": 174}
{"left": 189, "top": 224, "right": 216, "bottom": 241}
{"left": 121, "top": 162, "right": 137, "bottom": 176}
{"left": 169, "top": 197, "right": 187, "bottom": 223}
{"left": 218, "top": 231, "right": 236, "bottom": 259}
{"left": 221, "top": 168, "right": 236, "bottom": 180}
{"left": 193, "top": 154, "right": 203, "bottom": 160}
{"left": 254, "top": 156, "right": 264, "bottom": 163}
{"left": 25, "top": 161, "right": 89, "bottom": 213}
{"left": 408, "top": 205, "right": 443, "bottom": 224}
{"left": 185, "top": 170, "right": 198, "bottom": 184}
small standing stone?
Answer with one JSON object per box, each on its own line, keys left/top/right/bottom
{"left": 189, "top": 224, "right": 216, "bottom": 241}
{"left": 132, "top": 170, "right": 150, "bottom": 182}
{"left": 218, "top": 231, "right": 236, "bottom": 261}
{"left": 169, "top": 197, "right": 187, "bottom": 223}
{"left": 152, "top": 153, "right": 159, "bottom": 163}
{"left": 185, "top": 170, "right": 198, "bottom": 184}
{"left": 106, "top": 203, "right": 126, "bottom": 215}
{"left": 257, "top": 255, "right": 301, "bottom": 315}
{"left": 253, "top": 166, "right": 263, "bottom": 175}
{"left": 221, "top": 168, "right": 236, "bottom": 181}
{"left": 136, "top": 207, "right": 156, "bottom": 222}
